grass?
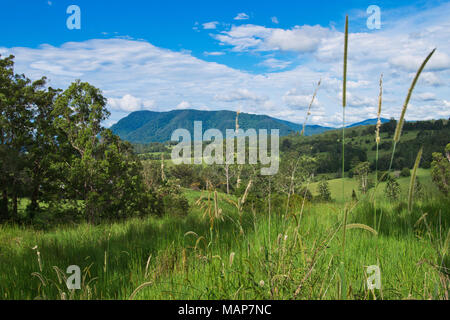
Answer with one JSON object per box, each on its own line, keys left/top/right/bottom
{"left": 0, "top": 185, "right": 448, "bottom": 300}
{"left": 310, "top": 169, "right": 436, "bottom": 202}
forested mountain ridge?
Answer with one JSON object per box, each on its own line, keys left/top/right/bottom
{"left": 111, "top": 109, "right": 389, "bottom": 143}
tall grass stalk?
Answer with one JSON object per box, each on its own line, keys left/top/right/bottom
{"left": 374, "top": 74, "right": 383, "bottom": 230}
{"left": 340, "top": 15, "right": 349, "bottom": 300}
{"left": 408, "top": 147, "right": 423, "bottom": 212}
{"left": 301, "top": 79, "right": 321, "bottom": 136}
{"left": 389, "top": 49, "right": 436, "bottom": 171}
{"left": 342, "top": 15, "right": 349, "bottom": 203}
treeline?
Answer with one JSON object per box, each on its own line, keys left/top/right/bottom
{"left": 0, "top": 55, "right": 171, "bottom": 225}
{"left": 280, "top": 118, "right": 450, "bottom": 174}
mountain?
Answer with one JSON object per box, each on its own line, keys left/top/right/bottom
{"left": 110, "top": 109, "right": 383, "bottom": 144}
{"left": 346, "top": 118, "right": 390, "bottom": 128}
{"left": 111, "top": 109, "right": 306, "bottom": 144}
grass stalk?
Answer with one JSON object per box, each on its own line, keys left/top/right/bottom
{"left": 389, "top": 48, "right": 436, "bottom": 171}
{"left": 342, "top": 15, "right": 349, "bottom": 203}
{"left": 408, "top": 147, "right": 423, "bottom": 212}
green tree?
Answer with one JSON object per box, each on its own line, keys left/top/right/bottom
{"left": 385, "top": 176, "right": 401, "bottom": 201}
{"left": 318, "top": 179, "right": 331, "bottom": 201}
{"left": 25, "top": 83, "right": 64, "bottom": 217}
{"left": 53, "top": 80, "right": 153, "bottom": 222}
{"left": 400, "top": 167, "right": 411, "bottom": 177}
{"left": 0, "top": 55, "right": 41, "bottom": 220}
{"left": 431, "top": 143, "right": 450, "bottom": 196}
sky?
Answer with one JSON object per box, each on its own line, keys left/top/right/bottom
{"left": 0, "top": 0, "right": 449, "bottom": 127}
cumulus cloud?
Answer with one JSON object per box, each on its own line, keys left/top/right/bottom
{"left": 259, "top": 58, "right": 291, "bottom": 70}
{"left": 390, "top": 52, "right": 450, "bottom": 72}
{"left": 176, "top": 101, "right": 191, "bottom": 109}
{"left": 202, "top": 21, "right": 219, "bottom": 30}
{"left": 282, "top": 88, "right": 320, "bottom": 110}
{"left": 203, "top": 51, "right": 225, "bottom": 56}
{"left": 271, "top": 17, "right": 279, "bottom": 24}
{"left": 234, "top": 13, "right": 249, "bottom": 20}
{"left": 415, "top": 92, "right": 436, "bottom": 101}
{"left": 214, "top": 24, "right": 333, "bottom": 52}
{"left": 215, "top": 88, "right": 268, "bottom": 103}
{"left": 108, "top": 94, "right": 155, "bottom": 112}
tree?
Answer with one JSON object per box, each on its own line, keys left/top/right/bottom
{"left": 53, "top": 81, "right": 153, "bottom": 222}
{"left": 318, "top": 179, "right": 331, "bottom": 201}
{"left": 25, "top": 84, "right": 64, "bottom": 217}
{"left": 431, "top": 143, "right": 450, "bottom": 196}
{"left": 0, "top": 55, "right": 41, "bottom": 220}
{"left": 400, "top": 167, "right": 411, "bottom": 177}
{"left": 385, "top": 176, "right": 401, "bottom": 201}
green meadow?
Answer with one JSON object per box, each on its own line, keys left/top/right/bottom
{"left": 1, "top": 170, "right": 448, "bottom": 299}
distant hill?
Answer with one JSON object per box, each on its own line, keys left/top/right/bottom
{"left": 346, "top": 118, "right": 390, "bottom": 128}
{"left": 110, "top": 109, "right": 391, "bottom": 144}
{"left": 110, "top": 109, "right": 333, "bottom": 143}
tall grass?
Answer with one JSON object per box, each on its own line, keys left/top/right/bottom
{"left": 408, "top": 147, "right": 423, "bottom": 212}
{"left": 342, "top": 15, "right": 349, "bottom": 201}
{"left": 389, "top": 49, "right": 436, "bottom": 171}
{"left": 1, "top": 192, "right": 447, "bottom": 300}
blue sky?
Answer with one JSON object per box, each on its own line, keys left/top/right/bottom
{"left": 1, "top": 0, "right": 449, "bottom": 127}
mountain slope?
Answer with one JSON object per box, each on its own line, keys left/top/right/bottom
{"left": 111, "top": 109, "right": 333, "bottom": 143}
{"left": 347, "top": 118, "right": 390, "bottom": 128}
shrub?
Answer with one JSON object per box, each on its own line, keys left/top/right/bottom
{"left": 385, "top": 176, "right": 401, "bottom": 201}
{"left": 400, "top": 167, "right": 411, "bottom": 177}
{"left": 431, "top": 143, "right": 450, "bottom": 196}
{"left": 318, "top": 180, "right": 332, "bottom": 201}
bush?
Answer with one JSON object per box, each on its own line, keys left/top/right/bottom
{"left": 400, "top": 167, "right": 411, "bottom": 177}
{"left": 318, "top": 180, "right": 332, "bottom": 201}
{"left": 385, "top": 176, "right": 401, "bottom": 201}
{"left": 431, "top": 143, "right": 450, "bottom": 196}
{"left": 163, "top": 193, "right": 189, "bottom": 216}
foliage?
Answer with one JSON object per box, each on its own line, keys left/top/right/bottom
{"left": 318, "top": 179, "right": 332, "bottom": 201}
{"left": 431, "top": 143, "right": 450, "bottom": 196}
{"left": 400, "top": 167, "right": 411, "bottom": 177}
{"left": 385, "top": 176, "right": 401, "bottom": 201}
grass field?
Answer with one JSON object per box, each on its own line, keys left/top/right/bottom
{"left": 310, "top": 169, "right": 437, "bottom": 203}
{"left": 1, "top": 169, "right": 448, "bottom": 300}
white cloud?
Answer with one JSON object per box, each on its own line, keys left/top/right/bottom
{"left": 202, "top": 21, "right": 219, "bottom": 30}
{"left": 176, "top": 101, "right": 191, "bottom": 109}
{"left": 215, "top": 88, "right": 267, "bottom": 103}
{"left": 283, "top": 88, "right": 320, "bottom": 110}
{"left": 214, "top": 24, "right": 333, "bottom": 52}
{"left": 234, "top": 13, "right": 249, "bottom": 20}
{"left": 108, "top": 94, "right": 155, "bottom": 112}
{"left": 259, "top": 58, "right": 291, "bottom": 70}
{"left": 271, "top": 17, "right": 279, "bottom": 24}
{"left": 203, "top": 51, "right": 225, "bottom": 56}
{"left": 415, "top": 92, "right": 436, "bottom": 101}
{"left": 390, "top": 51, "right": 450, "bottom": 72}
